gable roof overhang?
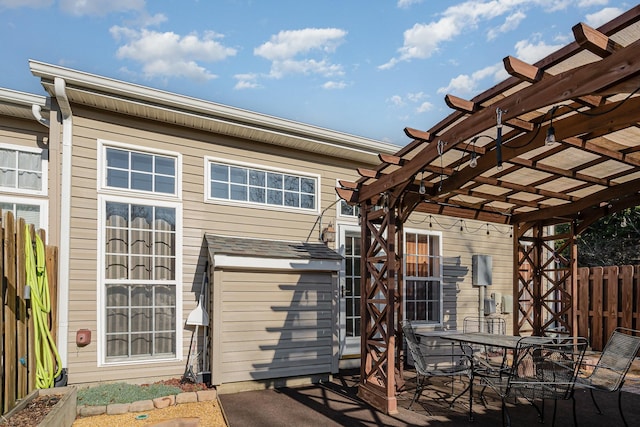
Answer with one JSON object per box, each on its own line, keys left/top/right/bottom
{"left": 338, "top": 5, "right": 640, "bottom": 233}
{"left": 28, "top": 60, "right": 398, "bottom": 164}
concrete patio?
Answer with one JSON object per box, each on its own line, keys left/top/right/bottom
{"left": 219, "top": 367, "right": 640, "bottom": 426}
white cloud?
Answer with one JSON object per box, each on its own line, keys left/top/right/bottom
{"left": 110, "top": 27, "right": 237, "bottom": 81}
{"left": 0, "top": 0, "right": 51, "bottom": 7}
{"left": 513, "top": 37, "right": 563, "bottom": 64}
{"left": 578, "top": 0, "right": 608, "bottom": 7}
{"left": 255, "top": 28, "right": 347, "bottom": 79}
{"left": 416, "top": 101, "right": 434, "bottom": 113}
{"left": 323, "top": 81, "right": 347, "bottom": 90}
{"left": 388, "top": 91, "right": 432, "bottom": 113}
{"left": 255, "top": 28, "right": 346, "bottom": 60}
{"left": 407, "top": 92, "right": 426, "bottom": 102}
{"left": 437, "top": 63, "right": 505, "bottom": 96}
{"left": 585, "top": 7, "right": 624, "bottom": 28}
{"left": 388, "top": 95, "right": 404, "bottom": 107}
{"left": 397, "top": 0, "right": 423, "bottom": 8}
{"left": 378, "top": 0, "right": 585, "bottom": 69}
{"left": 138, "top": 13, "right": 168, "bottom": 27}
{"left": 487, "top": 11, "right": 526, "bottom": 40}
{"left": 234, "top": 74, "right": 261, "bottom": 90}
{"left": 60, "top": 0, "right": 145, "bottom": 16}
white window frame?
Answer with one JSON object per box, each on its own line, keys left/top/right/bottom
{"left": 403, "top": 228, "right": 444, "bottom": 326}
{"left": 0, "top": 196, "right": 48, "bottom": 230}
{"left": 335, "top": 179, "right": 359, "bottom": 221}
{"left": 337, "top": 199, "right": 360, "bottom": 220}
{"left": 97, "top": 141, "right": 182, "bottom": 366}
{"left": 97, "top": 139, "right": 182, "bottom": 200}
{"left": 204, "top": 156, "right": 320, "bottom": 215}
{"left": 0, "top": 143, "right": 48, "bottom": 196}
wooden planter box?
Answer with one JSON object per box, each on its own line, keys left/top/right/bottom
{"left": 3, "top": 386, "right": 77, "bottom": 427}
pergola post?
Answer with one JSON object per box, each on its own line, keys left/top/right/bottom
{"left": 357, "top": 196, "right": 401, "bottom": 414}
{"left": 515, "top": 221, "right": 578, "bottom": 336}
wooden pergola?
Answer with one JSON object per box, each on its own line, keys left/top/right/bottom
{"left": 336, "top": 6, "right": 640, "bottom": 414}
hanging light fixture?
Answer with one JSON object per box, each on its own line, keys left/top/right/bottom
{"left": 545, "top": 106, "right": 558, "bottom": 145}
{"left": 469, "top": 137, "right": 478, "bottom": 168}
{"left": 419, "top": 171, "right": 426, "bottom": 195}
{"left": 496, "top": 108, "right": 504, "bottom": 171}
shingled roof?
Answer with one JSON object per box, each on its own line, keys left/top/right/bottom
{"left": 204, "top": 234, "right": 342, "bottom": 261}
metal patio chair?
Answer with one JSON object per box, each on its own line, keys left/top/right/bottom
{"left": 463, "top": 316, "right": 508, "bottom": 374}
{"left": 402, "top": 320, "right": 474, "bottom": 419}
{"left": 575, "top": 327, "right": 640, "bottom": 427}
{"left": 462, "top": 316, "right": 509, "bottom": 406}
{"left": 482, "top": 336, "right": 588, "bottom": 427}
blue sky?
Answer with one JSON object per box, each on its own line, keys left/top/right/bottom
{"left": 0, "top": 0, "right": 631, "bottom": 145}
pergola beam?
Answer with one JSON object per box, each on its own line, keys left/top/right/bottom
{"left": 357, "top": 38, "right": 640, "bottom": 202}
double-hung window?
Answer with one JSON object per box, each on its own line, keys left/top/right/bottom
{"left": 0, "top": 144, "right": 48, "bottom": 229}
{"left": 207, "top": 158, "right": 318, "bottom": 212}
{"left": 100, "top": 141, "right": 181, "bottom": 364}
{"left": 404, "top": 230, "right": 443, "bottom": 324}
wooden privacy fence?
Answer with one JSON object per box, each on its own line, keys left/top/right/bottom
{"left": 576, "top": 265, "right": 640, "bottom": 351}
{"left": 1, "top": 211, "right": 58, "bottom": 414}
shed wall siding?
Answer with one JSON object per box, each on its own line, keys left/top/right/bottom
{"left": 213, "top": 269, "right": 335, "bottom": 384}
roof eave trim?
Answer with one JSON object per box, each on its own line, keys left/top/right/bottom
{"left": 0, "top": 87, "right": 47, "bottom": 108}
{"left": 211, "top": 254, "right": 341, "bottom": 271}
{"left": 28, "top": 60, "right": 398, "bottom": 155}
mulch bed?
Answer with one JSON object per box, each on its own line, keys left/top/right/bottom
{"left": 0, "top": 394, "right": 61, "bottom": 426}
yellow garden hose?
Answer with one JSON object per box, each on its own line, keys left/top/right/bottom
{"left": 25, "top": 224, "right": 62, "bottom": 389}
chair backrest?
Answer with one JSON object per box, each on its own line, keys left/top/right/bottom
{"left": 402, "top": 320, "right": 429, "bottom": 375}
{"left": 402, "top": 321, "right": 471, "bottom": 377}
{"left": 463, "top": 316, "right": 506, "bottom": 357}
{"left": 590, "top": 327, "right": 640, "bottom": 392}
{"left": 463, "top": 316, "right": 506, "bottom": 334}
{"left": 508, "top": 336, "right": 588, "bottom": 400}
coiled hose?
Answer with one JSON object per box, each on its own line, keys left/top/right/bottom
{"left": 25, "top": 225, "right": 62, "bottom": 389}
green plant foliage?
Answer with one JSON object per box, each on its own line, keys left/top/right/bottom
{"left": 77, "top": 382, "right": 182, "bottom": 406}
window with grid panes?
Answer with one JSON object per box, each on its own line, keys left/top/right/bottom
{"left": 208, "top": 161, "right": 317, "bottom": 211}
{"left": 101, "top": 143, "right": 179, "bottom": 363}
{"left": 404, "top": 231, "right": 442, "bottom": 324}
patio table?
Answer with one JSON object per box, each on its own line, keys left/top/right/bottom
{"left": 431, "top": 333, "right": 555, "bottom": 420}
{"left": 440, "top": 332, "right": 523, "bottom": 349}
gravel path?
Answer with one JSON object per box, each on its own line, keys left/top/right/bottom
{"left": 72, "top": 400, "right": 226, "bottom": 427}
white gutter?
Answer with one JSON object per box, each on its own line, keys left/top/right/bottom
{"left": 54, "top": 77, "right": 72, "bottom": 373}
{"left": 31, "top": 104, "right": 50, "bottom": 128}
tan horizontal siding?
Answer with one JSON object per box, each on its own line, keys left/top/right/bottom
{"left": 222, "top": 361, "right": 332, "bottom": 383}
{"left": 60, "top": 107, "right": 367, "bottom": 384}
{"left": 221, "top": 337, "right": 333, "bottom": 354}
{"left": 213, "top": 269, "right": 334, "bottom": 384}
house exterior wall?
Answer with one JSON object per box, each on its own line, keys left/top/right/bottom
{"left": 1, "top": 79, "right": 514, "bottom": 388}
{"left": 63, "top": 105, "right": 367, "bottom": 385}
{"left": 0, "top": 115, "right": 56, "bottom": 234}
{"left": 401, "top": 212, "right": 514, "bottom": 335}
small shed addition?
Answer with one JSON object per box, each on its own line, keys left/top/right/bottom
{"left": 204, "top": 234, "right": 343, "bottom": 389}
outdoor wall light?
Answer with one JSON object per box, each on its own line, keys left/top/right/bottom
{"left": 322, "top": 222, "right": 336, "bottom": 244}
